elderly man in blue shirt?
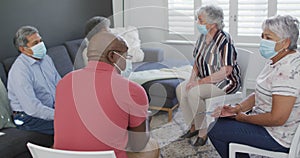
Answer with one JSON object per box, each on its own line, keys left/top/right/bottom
{"left": 8, "top": 26, "right": 61, "bottom": 135}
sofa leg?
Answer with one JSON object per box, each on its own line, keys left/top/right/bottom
{"left": 149, "top": 104, "right": 179, "bottom": 122}
{"left": 168, "top": 110, "right": 172, "bottom": 122}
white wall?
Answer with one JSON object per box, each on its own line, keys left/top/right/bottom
{"left": 123, "top": 0, "right": 166, "bottom": 43}
{"left": 120, "top": 0, "right": 266, "bottom": 91}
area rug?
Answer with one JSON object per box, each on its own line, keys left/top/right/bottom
{"left": 150, "top": 109, "right": 221, "bottom": 158}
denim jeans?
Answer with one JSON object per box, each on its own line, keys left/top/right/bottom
{"left": 207, "top": 118, "right": 289, "bottom": 158}
{"left": 13, "top": 112, "right": 54, "bottom": 135}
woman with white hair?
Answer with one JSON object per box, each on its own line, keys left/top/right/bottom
{"left": 176, "top": 5, "right": 241, "bottom": 146}
{"left": 208, "top": 15, "right": 300, "bottom": 158}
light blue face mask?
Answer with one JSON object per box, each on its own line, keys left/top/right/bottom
{"left": 196, "top": 24, "right": 208, "bottom": 35}
{"left": 121, "top": 59, "right": 132, "bottom": 78}
{"left": 30, "top": 42, "right": 47, "bottom": 59}
{"left": 259, "top": 39, "right": 284, "bottom": 59}
{"left": 113, "top": 52, "right": 133, "bottom": 78}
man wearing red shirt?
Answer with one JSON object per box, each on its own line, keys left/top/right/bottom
{"left": 54, "top": 32, "right": 159, "bottom": 158}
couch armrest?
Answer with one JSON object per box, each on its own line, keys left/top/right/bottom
{"left": 141, "top": 47, "right": 164, "bottom": 62}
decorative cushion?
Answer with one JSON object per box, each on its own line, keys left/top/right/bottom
{"left": 0, "top": 79, "right": 15, "bottom": 129}
{"left": 64, "top": 39, "right": 84, "bottom": 63}
{"left": 47, "top": 46, "right": 74, "bottom": 77}
{"left": 0, "top": 63, "right": 7, "bottom": 87}
{"left": 111, "top": 26, "right": 144, "bottom": 62}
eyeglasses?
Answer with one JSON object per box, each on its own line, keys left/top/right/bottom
{"left": 113, "top": 51, "right": 133, "bottom": 60}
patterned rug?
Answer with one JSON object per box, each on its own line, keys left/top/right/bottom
{"left": 150, "top": 109, "right": 221, "bottom": 158}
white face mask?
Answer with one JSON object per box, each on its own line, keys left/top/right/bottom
{"left": 112, "top": 52, "right": 133, "bottom": 78}
{"left": 30, "top": 42, "right": 47, "bottom": 59}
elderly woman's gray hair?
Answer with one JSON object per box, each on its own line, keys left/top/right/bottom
{"left": 85, "top": 16, "right": 111, "bottom": 40}
{"left": 262, "top": 15, "right": 300, "bottom": 50}
{"left": 13, "top": 26, "right": 38, "bottom": 50}
{"left": 196, "top": 5, "right": 224, "bottom": 30}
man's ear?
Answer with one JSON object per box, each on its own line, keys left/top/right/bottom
{"left": 19, "top": 46, "right": 31, "bottom": 56}
{"left": 19, "top": 46, "right": 25, "bottom": 53}
{"left": 107, "top": 51, "right": 116, "bottom": 63}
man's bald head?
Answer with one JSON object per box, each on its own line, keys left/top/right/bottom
{"left": 87, "top": 32, "right": 128, "bottom": 62}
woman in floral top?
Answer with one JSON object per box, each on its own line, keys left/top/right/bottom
{"left": 208, "top": 15, "right": 300, "bottom": 158}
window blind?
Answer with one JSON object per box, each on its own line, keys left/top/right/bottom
{"left": 167, "top": 0, "right": 300, "bottom": 42}
{"left": 168, "top": 0, "right": 230, "bottom": 35}
{"left": 237, "top": 0, "right": 268, "bottom": 36}
{"left": 168, "top": 0, "right": 194, "bottom": 35}
{"left": 277, "top": 0, "right": 300, "bottom": 21}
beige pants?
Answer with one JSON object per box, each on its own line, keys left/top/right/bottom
{"left": 127, "top": 138, "right": 160, "bottom": 158}
{"left": 176, "top": 80, "right": 225, "bottom": 130}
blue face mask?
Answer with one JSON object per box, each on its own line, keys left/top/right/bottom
{"left": 121, "top": 59, "right": 132, "bottom": 78}
{"left": 259, "top": 39, "right": 284, "bottom": 59}
{"left": 196, "top": 24, "right": 208, "bottom": 35}
{"left": 30, "top": 42, "right": 47, "bottom": 59}
{"left": 113, "top": 52, "right": 133, "bottom": 78}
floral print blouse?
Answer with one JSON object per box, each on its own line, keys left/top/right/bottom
{"left": 253, "top": 51, "right": 300, "bottom": 148}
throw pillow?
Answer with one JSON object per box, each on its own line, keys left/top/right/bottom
{"left": 0, "top": 80, "right": 15, "bottom": 129}
{"left": 111, "top": 26, "right": 144, "bottom": 62}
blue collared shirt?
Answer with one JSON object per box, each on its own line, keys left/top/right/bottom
{"left": 8, "top": 54, "right": 61, "bottom": 120}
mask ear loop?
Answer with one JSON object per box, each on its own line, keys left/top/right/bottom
{"left": 111, "top": 51, "right": 126, "bottom": 73}
{"left": 276, "top": 38, "right": 287, "bottom": 53}
{"left": 113, "top": 63, "right": 122, "bottom": 73}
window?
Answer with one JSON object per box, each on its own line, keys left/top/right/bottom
{"left": 237, "top": 0, "right": 268, "bottom": 37}
{"left": 167, "top": 0, "right": 300, "bottom": 43}
{"left": 277, "top": 0, "right": 300, "bottom": 19}
{"left": 168, "top": 0, "right": 194, "bottom": 35}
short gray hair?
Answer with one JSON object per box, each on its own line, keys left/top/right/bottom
{"left": 262, "top": 15, "right": 299, "bottom": 50}
{"left": 196, "top": 5, "right": 224, "bottom": 30}
{"left": 13, "top": 26, "right": 38, "bottom": 50}
{"left": 85, "top": 16, "right": 111, "bottom": 40}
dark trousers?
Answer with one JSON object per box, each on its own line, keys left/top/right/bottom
{"left": 207, "top": 118, "right": 289, "bottom": 158}
{"left": 13, "top": 112, "right": 54, "bottom": 135}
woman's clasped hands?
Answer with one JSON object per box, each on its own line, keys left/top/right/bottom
{"left": 211, "top": 104, "right": 247, "bottom": 121}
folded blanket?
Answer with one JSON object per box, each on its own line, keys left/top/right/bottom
{"left": 129, "top": 65, "right": 192, "bottom": 85}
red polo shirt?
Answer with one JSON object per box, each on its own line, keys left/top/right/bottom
{"left": 54, "top": 61, "right": 148, "bottom": 158}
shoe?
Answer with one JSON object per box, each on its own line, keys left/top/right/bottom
{"left": 190, "top": 136, "right": 208, "bottom": 146}
{"left": 180, "top": 130, "right": 199, "bottom": 139}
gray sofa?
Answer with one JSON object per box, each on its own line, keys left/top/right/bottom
{"left": 0, "top": 38, "right": 183, "bottom": 157}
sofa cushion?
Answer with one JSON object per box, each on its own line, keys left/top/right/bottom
{"left": 142, "top": 78, "right": 183, "bottom": 100}
{"left": 47, "top": 46, "right": 73, "bottom": 77}
{"left": 0, "top": 63, "right": 7, "bottom": 87}
{"left": 141, "top": 47, "right": 164, "bottom": 62}
{"left": 2, "top": 56, "right": 17, "bottom": 76}
{"left": 111, "top": 26, "right": 144, "bottom": 62}
{"left": 133, "top": 62, "right": 168, "bottom": 72}
{"left": 0, "top": 79, "right": 15, "bottom": 129}
{"left": 0, "top": 128, "right": 53, "bottom": 158}
{"left": 64, "top": 39, "right": 86, "bottom": 69}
